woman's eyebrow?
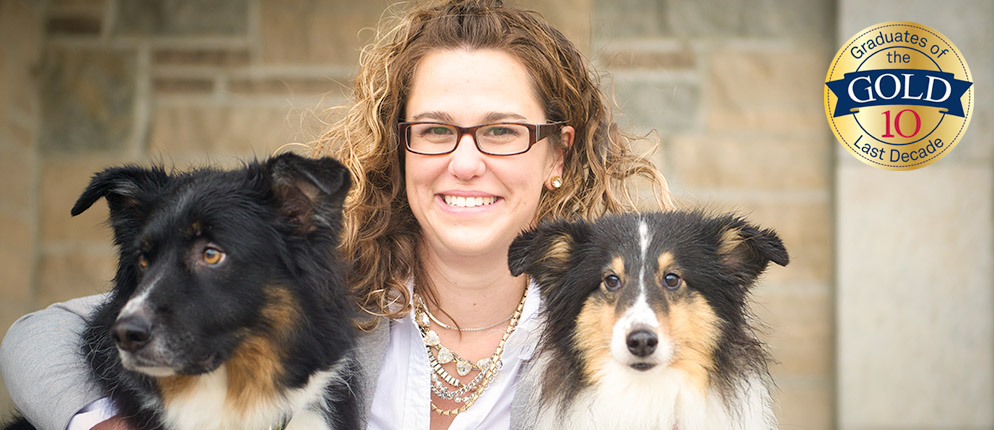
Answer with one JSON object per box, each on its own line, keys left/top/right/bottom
{"left": 408, "top": 111, "right": 530, "bottom": 123}
{"left": 483, "top": 112, "right": 529, "bottom": 123}
{"left": 410, "top": 111, "right": 454, "bottom": 122}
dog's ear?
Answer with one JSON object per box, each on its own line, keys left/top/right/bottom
{"left": 508, "top": 219, "right": 590, "bottom": 298}
{"left": 72, "top": 166, "right": 170, "bottom": 244}
{"left": 72, "top": 166, "right": 170, "bottom": 216}
{"left": 714, "top": 215, "right": 789, "bottom": 286}
{"left": 266, "top": 153, "right": 352, "bottom": 234}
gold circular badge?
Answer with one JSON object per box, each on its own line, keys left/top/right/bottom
{"left": 825, "top": 21, "right": 973, "bottom": 170}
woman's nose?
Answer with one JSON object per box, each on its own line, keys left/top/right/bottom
{"left": 447, "top": 133, "right": 487, "bottom": 179}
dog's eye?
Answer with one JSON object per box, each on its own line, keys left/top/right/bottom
{"left": 202, "top": 247, "right": 226, "bottom": 266}
{"left": 603, "top": 274, "right": 622, "bottom": 291}
{"left": 138, "top": 255, "right": 149, "bottom": 269}
{"left": 663, "top": 273, "right": 682, "bottom": 290}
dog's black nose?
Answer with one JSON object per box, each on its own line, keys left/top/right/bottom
{"left": 626, "top": 329, "right": 658, "bottom": 357}
{"left": 112, "top": 315, "right": 152, "bottom": 352}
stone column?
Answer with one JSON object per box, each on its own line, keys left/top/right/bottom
{"left": 836, "top": 1, "right": 994, "bottom": 428}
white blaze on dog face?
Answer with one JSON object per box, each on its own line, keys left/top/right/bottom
{"left": 120, "top": 270, "right": 161, "bottom": 317}
{"left": 609, "top": 234, "right": 672, "bottom": 369}
{"left": 638, "top": 219, "right": 650, "bottom": 261}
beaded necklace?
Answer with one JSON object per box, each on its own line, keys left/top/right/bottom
{"left": 413, "top": 285, "right": 528, "bottom": 416}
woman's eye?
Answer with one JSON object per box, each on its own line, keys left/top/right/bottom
{"left": 603, "top": 274, "right": 622, "bottom": 291}
{"left": 487, "top": 127, "right": 514, "bottom": 136}
{"left": 426, "top": 126, "right": 453, "bottom": 136}
{"left": 663, "top": 273, "right": 682, "bottom": 290}
{"left": 202, "top": 247, "right": 226, "bottom": 266}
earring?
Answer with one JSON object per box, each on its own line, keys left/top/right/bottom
{"left": 550, "top": 176, "right": 563, "bottom": 189}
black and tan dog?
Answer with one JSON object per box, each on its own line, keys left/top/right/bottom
{"left": 6, "top": 153, "right": 361, "bottom": 430}
{"left": 509, "top": 211, "right": 788, "bottom": 429}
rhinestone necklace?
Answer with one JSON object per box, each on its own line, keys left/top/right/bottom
{"left": 413, "top": 285, "right": 528, "bottom": 416}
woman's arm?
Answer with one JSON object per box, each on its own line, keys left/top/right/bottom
{"left": 1, "top": 294, "right": 108, "bottom": 430}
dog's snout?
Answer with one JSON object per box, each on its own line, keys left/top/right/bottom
{"left": 113, "top": 315, "right": 153, "bottom": 352}
{"left": 626, "top": 329, "right": 658, "bottom": 357}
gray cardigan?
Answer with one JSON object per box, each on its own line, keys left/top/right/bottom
{"left": 0, "top": 294, "right": 540, "bottom": 430}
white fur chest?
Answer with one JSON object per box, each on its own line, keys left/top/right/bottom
{"left": 535, "top": 363, "right": 775, "bottom": 430}
{"left": 159, "top": 364, "right": 342, "bottom": 430}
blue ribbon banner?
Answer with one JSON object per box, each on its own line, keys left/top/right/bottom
{"left": 826, "top": 69, "right": 972, "bottom": 117}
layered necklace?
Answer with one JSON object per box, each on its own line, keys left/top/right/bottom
{"left": 413, "top": 285, "right": 528, "bottom": 416}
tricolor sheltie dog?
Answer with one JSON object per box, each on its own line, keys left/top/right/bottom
{"left": 509, "top": 211, "right": 788, "bottom": 430}
{"left": 6, "top": 154, "right": 361, "bottom": 430}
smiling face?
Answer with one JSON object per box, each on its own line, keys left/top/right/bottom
{"left": 404, "top": 49, "right": 571, "bottom": 263}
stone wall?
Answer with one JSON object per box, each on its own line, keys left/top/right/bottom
{"left": 0, "top": 0, "right": 44, "bottom": 415}
{"left": 0, "top": 1, "right": 989, "bottom": 429}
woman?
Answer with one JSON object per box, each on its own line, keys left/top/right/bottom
{"left": 0, "top": 1, "right": 675, "bottom": 429}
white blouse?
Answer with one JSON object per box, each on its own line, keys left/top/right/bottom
{"left": 367, "top": 282, "right": 542, "bottom": 430}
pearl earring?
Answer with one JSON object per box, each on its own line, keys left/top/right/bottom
{"left": 550, "top": 176, "right": 563, "bottom": 189}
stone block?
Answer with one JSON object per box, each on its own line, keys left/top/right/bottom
{"left": 660, "top": 0, "right": 743, "bottom": 38}
{"left": 258, "top": 0, "right": 391, "bottom": 65}
{"left": 0, "top": 146, "right": 32, "bottom": 211}
{"left": 0, "top": 245, "right": 33, "bottom": 304}
{"left": 0, "top": 208, "right": 34, "bottom": 304}
{"left": 740, "top": 0, "right": 833, "bottom": 43}
{"left": 4, "top": 119, "right": 37, "bottom": 152}
{"left": 36, "top": 248, "right": 116, "bottom": 307}
{"left": 611, "top": 77, "right": 699, "bottom": 135}
{"left": 152, "top": 48, "right": 251, "bottom": 68}
{"left": 511, "top": 0, "right": 593, "bottom": 53}
{"left": 148, "top": 104, "right": 327, "bottom": 157}
{"left": 7, "top": 78, "right": 40, "bottom": 152}
{"left": 227, "top": 78, "right": 341, "bottom": 97}
{"left": 115, "top": 0, "right": 247, "bottom": 36}
{"left": 705, "top": 50, "right": 827, "bottom": 133}
{"left": 668, "top": 134, "right": 831, "bottom": 192}
{"left": 50, "top": 0, "right": 106, "bottom": 8}
{"left": 600, "top": 48, "right": 695, "bottom": 70}
{"left": 39, "top": 158, "right": 120, "bottom": 244}
{"left": 39, "top": 46, "right": 135, "bottom": 154}
{"left": 46, "top": 16, "right": 101, "bottom": 35}
{"left": 774, "top": 379, "right": 834, "bottom": 430}
{"left": 595, "top": 0, "right": 832, "bottom": 42}
{"left": 592, "top": 0, "right": 667, "bottom": 40}
{"left": 754, "top": 285, "right": 833, "bottom": 378}
{"left": 153, "top": 77, "right": 214, "bottom": 95}
{"left": 0, "top": 209, "right": 32, "bottom": 255}
{"left": 838, "top": 165, "right": 993, "bottom": 428}
{"left": 1, "top": 0, "right": 43, "bottom": 125}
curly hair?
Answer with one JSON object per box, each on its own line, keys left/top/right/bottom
{"left": 312, "top": 0, "right": 676, "bottom": 323}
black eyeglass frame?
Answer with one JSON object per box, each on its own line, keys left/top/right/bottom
{"left": 398, "top": 121, "right": 565, "bottom": 156}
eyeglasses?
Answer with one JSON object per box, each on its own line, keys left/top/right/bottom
{"left": 398, "top": 121, "right": 565, "bottom": 156}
